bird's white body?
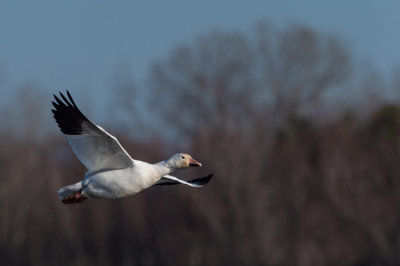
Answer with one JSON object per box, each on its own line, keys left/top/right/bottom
{"left": 80, "top": 161, "right": 170, "bottom": 199}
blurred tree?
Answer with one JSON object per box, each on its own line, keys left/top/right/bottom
{"left": 148, "top": 23, "right": 351, "bottom": 141}
{"left": 149, "top": 31, "right": 256, "bottom": 140}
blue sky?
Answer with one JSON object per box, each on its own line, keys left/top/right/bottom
{"left": 0, "top": 0, "right": 399, "bottom": 118}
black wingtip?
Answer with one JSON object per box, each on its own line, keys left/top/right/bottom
{"left": 51, "top": 90, "right": 92, "bottom": 135}
{"left": 190, "top": 174, "right": 213, "bottom": 186}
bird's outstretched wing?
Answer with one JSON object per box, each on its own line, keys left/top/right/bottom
{"left": 153, "top": 174, "right": 213, "bottom": 187}
{"left": 52, "top": 91, "right": 134, "bottom": 174}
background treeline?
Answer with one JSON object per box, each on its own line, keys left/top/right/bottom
{"left": 1, "top": 23, "right": 400, "bottom": 266}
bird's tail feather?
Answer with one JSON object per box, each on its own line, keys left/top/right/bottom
{"left": 58, "top": 182, "right": 82, "bottom": 199}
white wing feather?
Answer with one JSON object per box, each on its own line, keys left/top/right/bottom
{"left": 65, "top": 125, "right": 134, "bottom": 174}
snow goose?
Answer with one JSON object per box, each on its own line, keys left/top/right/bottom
{"left": 52, "top": 91, "right": 212, "bottom": 204}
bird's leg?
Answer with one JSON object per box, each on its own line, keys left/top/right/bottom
{"left": 62, "top": 191, "right": 88, "bottom": 204}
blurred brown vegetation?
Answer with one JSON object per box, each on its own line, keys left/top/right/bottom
{"left": 1, "top": 24, "right": 400, "bottom": 265}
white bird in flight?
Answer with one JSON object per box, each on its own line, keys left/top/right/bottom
{"left": 52, "top": 91, "right": 212, "bottom": 204}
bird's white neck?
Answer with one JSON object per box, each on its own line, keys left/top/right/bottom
{"left": 155, "top": 160, "right": 175, "bottom": 176}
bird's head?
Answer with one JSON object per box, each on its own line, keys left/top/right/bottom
{"left": 167, "top": 153, "right": 202, "bottom": 169}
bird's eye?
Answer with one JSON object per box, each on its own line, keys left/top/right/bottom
{"left": 181, "top": 156, "right": 185, "bottom": 159}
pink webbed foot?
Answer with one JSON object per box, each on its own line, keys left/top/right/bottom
{"left": 62, "top": 191, "right": 88, "bottom": 204}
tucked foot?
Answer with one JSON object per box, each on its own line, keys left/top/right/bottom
{"left": 62, "top": 191, "right": 88, "bottom": 204}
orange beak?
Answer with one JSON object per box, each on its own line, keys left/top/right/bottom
{"left": 189, "top": 157, "right": 202, "bottom": 167}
